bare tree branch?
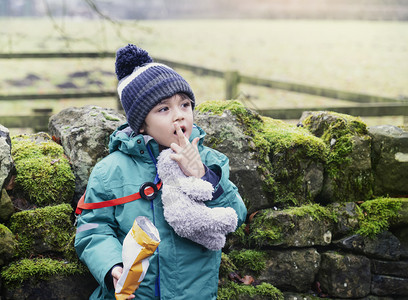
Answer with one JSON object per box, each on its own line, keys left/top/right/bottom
{"left": 42, "top": 0, "right": 71, "bottom": 50}
{"left": 83, "top": 0, "right": 129, "bottom": 46}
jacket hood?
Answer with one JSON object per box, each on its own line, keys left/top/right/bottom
{"left": 109, "top": 123, "right": 206, "bottom": 158}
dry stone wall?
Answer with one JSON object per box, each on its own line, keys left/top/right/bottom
{"left": 0, "top": 102, "right": 407, "bottom": 299}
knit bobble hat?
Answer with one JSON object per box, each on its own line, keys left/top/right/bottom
{"left": 115, "top": 44, "right": 195, "bottom": 134}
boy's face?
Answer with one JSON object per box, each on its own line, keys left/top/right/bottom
{"left": 140, "top": 94, "right": 194, "bottom": 148}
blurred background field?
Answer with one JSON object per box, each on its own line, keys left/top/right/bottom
{"left": 1, "top": 0, "right": 408, "bottom": 133}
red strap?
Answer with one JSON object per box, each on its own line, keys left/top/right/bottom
{"left": 75, "top": 181, "right": 162, "bottom": 215}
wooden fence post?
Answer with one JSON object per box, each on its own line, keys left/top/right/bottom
{"left": 224, "top": 71, "right": 240, "bottom": 100}
{"left": 32, "top": 108, "right": 52, "bottom": 132}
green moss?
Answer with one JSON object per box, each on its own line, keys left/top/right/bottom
{"left": 249, "top": 212, "right": 283, "bottom": 247}
{"left": 9, "top": 204, "right": 74, "bottom": 258}
{"left": 0, "top": 223, "right": 13, "bottom": 235}
{"left": 205, "top": 135, "right": 224, "bottom": 149}
{"left": 303, "top": 111, "right": 367, "bottom": 137}
{"left": 101, "top": 110, "right": 120, "bottom": 121}
{"left": 250, "top": 227, "right": 282, "bottom": 247}
{"left": 253, "top": 117, "right": 327, "bottom": 206}
{"left": 11, "top": 134, "right": 64, "bottom": 161}
{"left": 259, "top": 117, "right": 327, "bottom": 161}
{"left": 61, "top": 233, "right": 79, "bottom": 262}
{"left": 218, "top": 282, "right": 283, "bottom": 300}
{"left": 1, "top": 258, "right": 87, "bottom": 287}
{"left": 197, "top": 100, "right": 261, "bottom": 126}
{"left": 356, "top": 197, "right": 403, "bottom": 238}
{"left": 229, "top": 249, "right": 268, "bottom": 273}
{"left": 219, "top": 252, "right": 238, "bottom": 279}
{"left": 302, "top": 112, "right": 367, "bottom": 172}
{"left": 230, "top": 224, "right": 249, "bottom": 246}
{"left": 287, "top": 203, "right": 338, "bottom": 222}
{"left": 11, "top": 134, "right": 75, "bottom": 206}
{"left": 254, "top": 283, "right": 283, "bottom": 299}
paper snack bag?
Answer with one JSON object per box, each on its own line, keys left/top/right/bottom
{"left": 115, "top": 216, "right": 160, "bottom": 300}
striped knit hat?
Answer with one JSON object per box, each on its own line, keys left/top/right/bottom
{"left": 115, "top": 44, "right": 195, "bottom": 134}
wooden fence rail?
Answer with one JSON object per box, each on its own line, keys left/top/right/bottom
{"left": 0, "top": 115, "right": 50, "bottom": 132}
{"left": 0, "top": 91, "right": 116, "bottom": 101}
{"left": 0, "top": 52, "right": 407, "bottom": 130}
{"left": 239, "top": 74, "right": 404, "bottom": 104}
{"left": 1, "top": 52, "right": 404, "bottom": 103}
{"left": 258, "top": 103, "right": 408, "bottom": 120}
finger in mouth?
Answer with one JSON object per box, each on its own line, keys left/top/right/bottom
{"left": 174, "top": 127, "right": 186, "bottom": 135}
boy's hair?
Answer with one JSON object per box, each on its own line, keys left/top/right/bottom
{"left": 140, "top": 92, "right": 192, "bottom": 133}
{"left": 115, "top": 44, "right": 195, "bottom": 134}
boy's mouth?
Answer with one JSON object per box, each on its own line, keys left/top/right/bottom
{"left": 174, "top": 126, "right": 186, "bottom": 135}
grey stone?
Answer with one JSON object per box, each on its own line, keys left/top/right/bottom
{"left": 48, "top": 106, "right": 126, "bottom": 201}
{"left": 329, "top": 202, "right": 360, "bottom": 238}
{"left": 12, "top": 131, "right": 51, "bottom": 145}
{"left": 356, "top": 296, "right": 395, "bottom": 300}
{"left": 317, "top": 251, "right": 371, "bottom": 298}
{"left": 369, "top": 125, "right": 408, "bottom": 196}
{"left": 0, "top": 124, "right": 13, "bottom": 190}
{"left": 371, "top": 259, "right": 408, "bottom": 277}
{"left": 269, "top": 146, "right": 325, "bottom": 208}
{"left": 371, "top": 275, "right": 408, "bottom": 297}
{"left": 360, "top": 231, "right": 401, "bottom": 261}
{"left": 393, "top": 226, "right": 408, "bottom": 259}
{"left": 258, "top": 248, "right": 320, "bottom": 292}
{"left": 195, "top": 109, "right": 269, "bottom": 213}
{"left": 0, "top": 188, "right": 14, "bottom": 223}
{"left": 333, "top": 231, "right": 401, "bottom": 260}
{"left": 3, "top": 273, "right": 98, "bottom": 300}
{"left": 283, "top": 293, "right": 318, "bottom": 300}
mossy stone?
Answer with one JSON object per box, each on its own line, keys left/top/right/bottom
{"left": 11, "top": 133, "right": 75, "bottom": 207}
{"left": 0, "top": 188, "right": 14, "bottom": 222}
{"left": 248, "top": 204, "right": 336, "bottom": 248}
{"left": 9, "top": 203, "right": 74, "bottom": 258}
{"left": 1, "top": 257, "right": 87, "bottom": 289}
{"left": 197, "top": 100, "right": 327, "bottom": 208}
{"left": 0, "top": 224, "right": 17, "bottom": 266}
{"left": 301, "top": 111, "right": 373, "bottom": 203}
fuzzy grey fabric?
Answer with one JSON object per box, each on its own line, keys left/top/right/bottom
{"left": 157, "top": 148, "right": 238, "bottom": 251}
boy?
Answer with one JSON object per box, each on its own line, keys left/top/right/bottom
{"left": 74, "top": 44, "right": 247, "bottom": 299}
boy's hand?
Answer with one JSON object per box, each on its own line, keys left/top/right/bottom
{"left": 112, "top": 266, "right": 135, "bottom": 299}
{"left": 170, "top": 123, "right": 205, "bottom": 178}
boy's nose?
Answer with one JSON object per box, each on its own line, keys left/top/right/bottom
{"left": 172, "top": 108, "right": 184, "bottom": 122}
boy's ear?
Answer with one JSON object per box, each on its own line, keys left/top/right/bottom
{"left": 139, "top": 123, "right": 146, "bottom": 134}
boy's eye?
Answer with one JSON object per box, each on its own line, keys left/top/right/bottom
{"left": 182, "top": 101, "right": 191, "bottom": 108}
{"left": 158, "top": 106, "right": 168, "bottom": 112}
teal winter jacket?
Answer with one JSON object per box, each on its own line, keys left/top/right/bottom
{"left": 74, "top": 124, "right": 247, "bottom": 299}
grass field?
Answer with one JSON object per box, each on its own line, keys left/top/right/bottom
{"left": 1, "top": 18, "right": 407, "bottom": 129}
